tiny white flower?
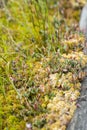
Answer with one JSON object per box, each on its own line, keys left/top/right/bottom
{"left": 26, "top": 123, "right": 32, "bottom": 128}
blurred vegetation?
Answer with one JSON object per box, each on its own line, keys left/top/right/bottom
{"left": 0, "top": 0, "right": 87, "bottom": 130}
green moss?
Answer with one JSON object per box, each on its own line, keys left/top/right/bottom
{"left": 0, "top": 0, "right": 86, "bottom": 130}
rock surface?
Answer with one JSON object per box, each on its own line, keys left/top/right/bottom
{"left": 67, "top": 67, "right": 87, "bottom": 130}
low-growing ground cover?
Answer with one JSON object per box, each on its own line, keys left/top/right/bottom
{"left": 0, "top": 0, "right": 87, "bottom": 130}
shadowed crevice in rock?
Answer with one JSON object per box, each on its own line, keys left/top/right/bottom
{"left": 67, "top": 67, "right": 87, "bottom": 130}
